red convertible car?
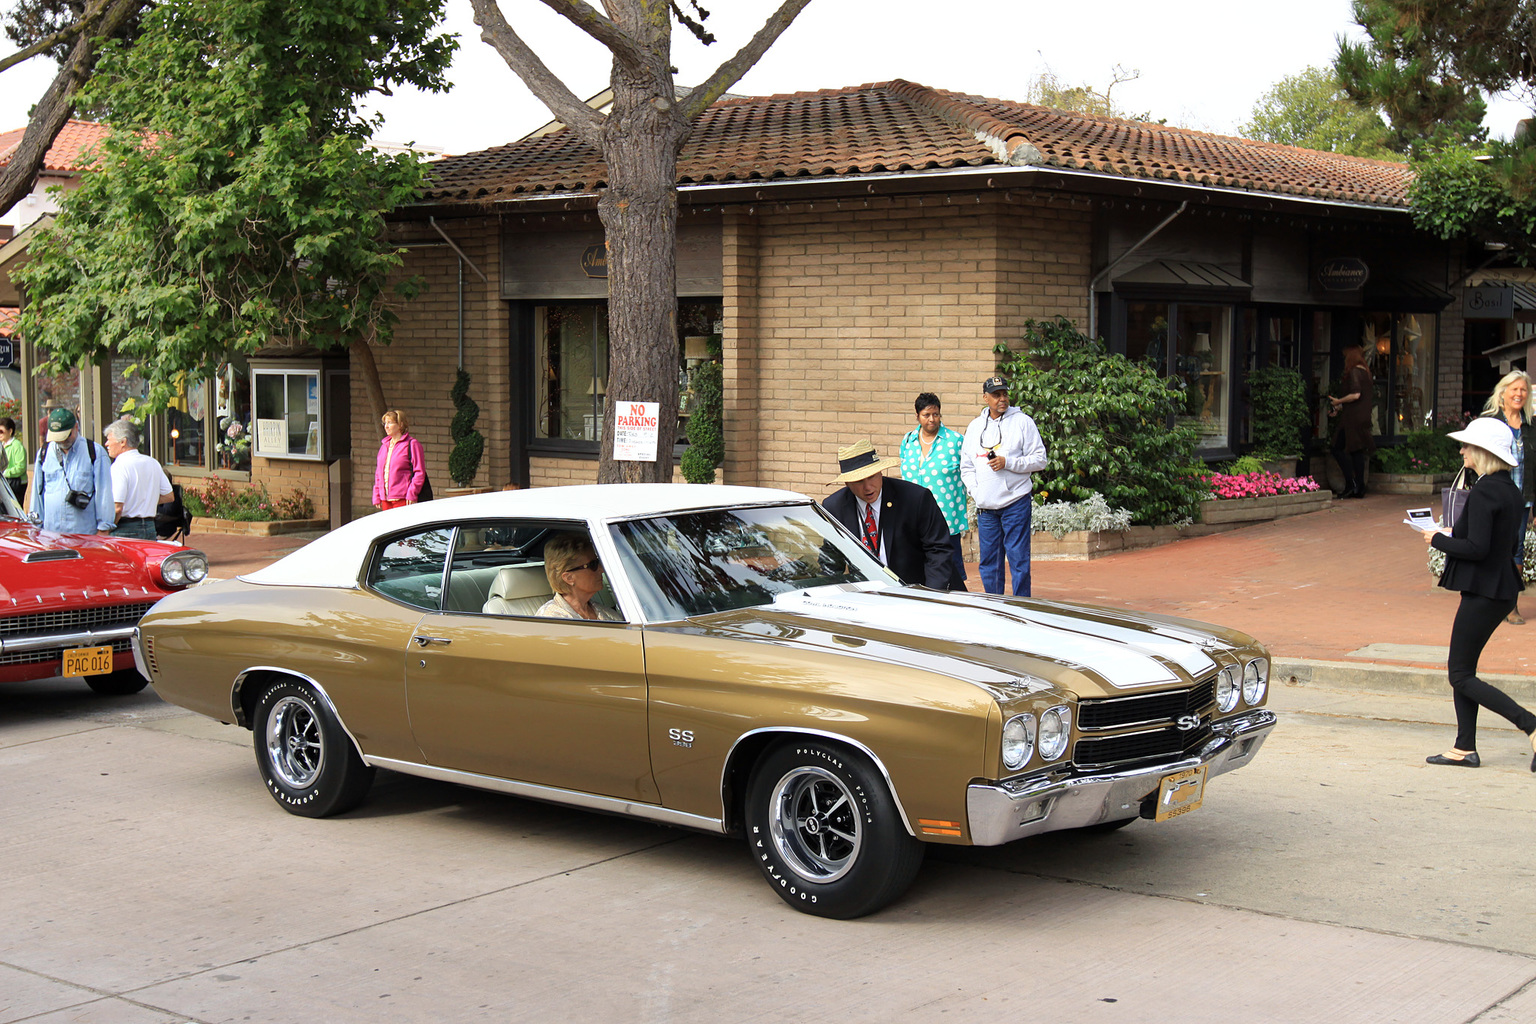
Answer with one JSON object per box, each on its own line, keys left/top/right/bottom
{"left": 0, "top": 478, "right": 208, "bottom": 694}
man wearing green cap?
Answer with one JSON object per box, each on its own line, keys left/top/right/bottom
{"left": 31, "top": 408, "right": 115, "bottom": 535}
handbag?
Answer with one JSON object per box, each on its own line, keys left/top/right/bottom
{"left": 1442, "top": 466, "right": 1475, "bottom": 531}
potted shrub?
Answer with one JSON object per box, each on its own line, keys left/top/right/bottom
{"left": 1246, "top": 367, "right": 1309, "bottom": 476}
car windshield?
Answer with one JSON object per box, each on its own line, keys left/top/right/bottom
{"left": 0, "top": 477, "right": 24, "bottom": 520}
{"left": 611, "top": 503, "right": 893, "bottom": 620}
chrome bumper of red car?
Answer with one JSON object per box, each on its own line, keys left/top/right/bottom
{"left": 966, "top": 709, "right": 1278, "bottom": 846}
{"left": 0, "top": 624, "right": 139, "bottom": 655}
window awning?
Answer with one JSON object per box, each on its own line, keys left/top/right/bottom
{"left": 1362, "top": 277, "right": 1452, "bottom": 309}
{"left": 1112, "top": 260, "right": 1251, "bottom": 292}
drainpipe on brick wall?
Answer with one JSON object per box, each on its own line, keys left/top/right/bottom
{"left": 428, "top": 217, "right": 489, "bottom": 370}
{"left": 1086, "top": 201, "right": 1188, "bottom": 342}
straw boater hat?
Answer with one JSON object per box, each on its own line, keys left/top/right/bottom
{"left": 834, "top": 439, "right": 901, "bottom": 483}
{"left": 1447, "top": 418, "right": 1519, "bottom": 467}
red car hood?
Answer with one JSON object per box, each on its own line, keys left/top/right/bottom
{"left": 0, "top": 521, "right": 181, "bottom": 603}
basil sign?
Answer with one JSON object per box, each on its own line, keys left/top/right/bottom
{"left": 1318, "top": 257, "right": 1369, "bottom": 291}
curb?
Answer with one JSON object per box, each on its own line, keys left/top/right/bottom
{"left": 1273, "top": 657, "right": 1536, "bottom": 704}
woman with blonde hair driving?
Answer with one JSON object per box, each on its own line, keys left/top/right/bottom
{"left": 536, "top": 532, "right": 622, "bottom": 621}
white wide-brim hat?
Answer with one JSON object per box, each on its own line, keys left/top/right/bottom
{"left": 1447, "top": 417, "right": 1519, "bottom": 467}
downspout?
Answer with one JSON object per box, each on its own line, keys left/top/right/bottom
{"left": 1087, "top": 201, "right": 1188, "bottom": 341}
{"left": 429, "top": 217, "right": 489, "bottom": 370}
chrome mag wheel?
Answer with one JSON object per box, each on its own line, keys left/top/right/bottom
{"left": 265, "top": 694, "right": 325, "bottom": 790}
{"left": 768, "top": 765, "right": 863, "bottom": 883}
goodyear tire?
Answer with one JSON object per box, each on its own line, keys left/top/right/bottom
{"left": 746, "top": 739, "right": 924, "bottom": 919}
{"left": 252, "top": 678, "right": 374, "bottom": 818}
{"left": 84, "top": 668, "right": 149, "bottom": 695}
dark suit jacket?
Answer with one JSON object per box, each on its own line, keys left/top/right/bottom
{"left": 823, "top": 477, "right": 958, "bottom": 589}
{"left": 1433, "top": 470, "right": 1525, "bottom": 600}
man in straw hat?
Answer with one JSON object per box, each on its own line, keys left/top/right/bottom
{"left": 822, "top": 439, "right": 958, "bottom": 589}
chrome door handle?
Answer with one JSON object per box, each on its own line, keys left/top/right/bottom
{"left": 413, "top": 635, "right": 452, "bottom": 647}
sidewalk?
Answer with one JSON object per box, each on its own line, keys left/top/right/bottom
{"left": 186, "top": 491, "right": 1534, "bottom": 699}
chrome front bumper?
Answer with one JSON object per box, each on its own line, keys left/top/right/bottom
{"left": 966, "top": 709, "right": 1278, "bottom": 846}
{"left": 0, "top": 624, "right": 138, "bottom": 655}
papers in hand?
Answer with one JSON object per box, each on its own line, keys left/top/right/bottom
{"left": 1404, "top": 507, "right": 1440, "bottom": 532}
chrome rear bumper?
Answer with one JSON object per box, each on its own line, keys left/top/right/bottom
{"left": 966, "top": 708, "right": 1277, "bottom": 846}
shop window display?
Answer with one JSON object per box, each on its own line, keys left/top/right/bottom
{"left": 253, "top": 367, "right": 322, "bottom": 460}
{"left": 1125, "top": 300, "right": 1232, "bottom": 453}
{"left": 1360, "top": 311, "right": 1436, "bottom": 437}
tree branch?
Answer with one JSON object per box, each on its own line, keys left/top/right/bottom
{"left": 0, "top": 0, "right": 148, "bottom": 218}
{"left": 535, "top": 0, "right": 648, "bottom": 69}
{"left": 681, "top": 0, "right": 813, "bottom": 120}
{"left": 468, "top": 0, "right": 605, "bottom": 145}
{"left": 0, "top": 12, "right": 95, "bottom": 76}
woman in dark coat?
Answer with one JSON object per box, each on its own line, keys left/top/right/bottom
{"left": 1479, "top": 370, "right": 1533, "bottom": 623}
{"left": 1328, "top": 345, "right": 1374, "bottom": 498}
{"left": 1421, "top": 417, "right": 1536, "bottom": 771}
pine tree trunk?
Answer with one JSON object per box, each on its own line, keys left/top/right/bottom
{"left": 595, "top": 94, "right": 682, "bottom": 484}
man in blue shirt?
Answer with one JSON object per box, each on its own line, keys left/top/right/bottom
{"left": 31, "top": 408, "right": 115, "bottom": 535}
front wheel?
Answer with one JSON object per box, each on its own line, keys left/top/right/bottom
{"left": 746, "top": 740, "right": 924, "bottom": 919}
{"left": 252, "top": 678, "right": 374, "bottom": 818}
{"left": 84, "top": 668, "right": 150, "bottom": 695}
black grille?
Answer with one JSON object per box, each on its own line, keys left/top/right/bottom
{"left": 1074, "top": 723, "right": 1215, "bottom": 768}
{"left": 0, "top": 602, "right": 157, "bottom": 638}
{"left": 1077, "top": 679, "right": 1217, "bottom": 731}
{"left": 0, "top": 636, "right": 134, "bottom": 667}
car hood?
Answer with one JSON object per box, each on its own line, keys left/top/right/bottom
{"left": 692, "top": 586, "right": 1253, "bottom": 699}
{"left": 0, "top": 522, "right": 171, "bottom": 603}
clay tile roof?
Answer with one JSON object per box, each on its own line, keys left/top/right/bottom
{"left": 0, "top": 119, "right": 112, "bottom": 173}
{"left": 422, "top": 80, "right": 1411, "bottom": 210}
{"left": 0, "top": 306, "right": 18, "bottom": 334}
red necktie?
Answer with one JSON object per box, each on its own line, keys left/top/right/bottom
{"left": 862, "top": 503, "right": 878, "bottom": 555}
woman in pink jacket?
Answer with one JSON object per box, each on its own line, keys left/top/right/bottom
{"left": 372, "top": 410, "right": 426, "bottom": 509}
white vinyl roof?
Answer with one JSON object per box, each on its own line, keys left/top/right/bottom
{"left": 242, "top": 483, "right": 810, "bottom": 588}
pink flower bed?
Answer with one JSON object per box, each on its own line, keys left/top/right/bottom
{"left": 1203, "top": 471, "right": 1322, "bottom": 499}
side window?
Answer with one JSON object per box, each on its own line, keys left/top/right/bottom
{"left": 367, "top": 527, "right": 453, "bottom": 610}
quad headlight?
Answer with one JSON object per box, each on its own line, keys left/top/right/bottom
{"left": 1243, "top": 658, "right": 1269, "bottom": 706}
{"left": 1002, "top": 713, "right": 1036, "bottom": 770}
{"left": 157, "top": 551, "right": 209, "bottom": 588}
{"left": 1038, "top": 705, "right": 1071, "bottom": 761}
{"left": 1215, "top": 665, "right": 1240, "bottom": 712}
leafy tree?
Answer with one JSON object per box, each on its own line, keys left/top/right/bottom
{"left": 996, "top": 317, "right": 1208, "bottom": 526}
{"left": 1336, "top": 1, "right": 1535, "bottom": 256}
{"left": 14, "top": 0, "right": 455, "bottom": 416}
{"left": 0, "top": 0, "right": 150, "bottom": 216}
{"left": 1240, "top": 66, "right": 1398, "bottom": 159}
{"left": 1025, "top": 64, "right": 1156, "bottom": 122}
{"left": 468, "top": 0, "right": 813, "bottom": 483}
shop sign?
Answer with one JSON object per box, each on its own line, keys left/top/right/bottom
{"left": 1463, "top": 284, "right": 1515, "bottom": 319}
{"left": 0, "top": 336, "right": 12, "bottom": 370}
{"left": 613, "top": 401, "right": 659, "bottom": 462}
{"left": 1317, "top": 257, "right": 1369, "bottom": 291}
{"left": 580, "top": 243, "right": 608, "bottom": 278}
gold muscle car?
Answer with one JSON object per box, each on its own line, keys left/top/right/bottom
{"left": 135, "top": 484, "right": 1276, "bottom": 918}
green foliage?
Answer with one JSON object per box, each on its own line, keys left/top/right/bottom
{"left": 1247, "top": 366, "right": 1309, "bottom": 459}
{"left": 1031, "top": 493, "right": 1133, "bottom": 538}
{"left": 448, "top": 368, "right": 483, "bottom": 486}
{"left": 680, "top": 359, "right": 724, "bottom": 484}
{"left": 183, "top": 479, "right": 314, "bottom": 521}
{"left": 14, "top": 0, "right": 456, "bottom": 413}
{"left": 1409, "top": 144, "right": 1536, "bottom": 259}
{"left": 998, "top": 317, "right": 1208, "bottom": 526}
{"left": 1240, "top": 66, "right": 1399, "bottom": 159}
{"left": 1373, "top": 427, "right": 1462, "bottom": 474}
{"left": 1226, "top": 455, "right": 1266, "bottom": 475}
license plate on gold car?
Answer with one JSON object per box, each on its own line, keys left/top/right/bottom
{"left": 62, "top": 645, "right": 115, "bottom": 677}
{"left": 1154, "top": 765, "right": 1208, "bottom": 822}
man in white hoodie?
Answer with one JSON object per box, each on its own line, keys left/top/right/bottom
{"left": 960, "top": 375, "right": 1048, "bottom": 596}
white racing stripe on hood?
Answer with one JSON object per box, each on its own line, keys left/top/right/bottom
{"left": 771, "top": 589, "right": 1205, "bottom": 689}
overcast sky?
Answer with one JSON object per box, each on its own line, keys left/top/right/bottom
{"left": 2, "top": 0, "right": 1528, "bottom": 155}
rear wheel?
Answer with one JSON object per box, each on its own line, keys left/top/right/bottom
{"left": 252, "top": 678, "right": 374, "bottom": 818}
{"left": 746, "top": 739, "right": 924, "bottom": 919}
{"left": 84, "top": 668, "right": 149, "bottom": 695}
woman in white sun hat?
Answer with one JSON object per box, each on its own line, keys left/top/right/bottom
{"left": 1421, "top": 415, "right": 1536, "bottom": 771}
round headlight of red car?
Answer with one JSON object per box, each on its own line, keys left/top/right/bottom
{"left": 159, "top": 551, "right": 209, "bottom": 588}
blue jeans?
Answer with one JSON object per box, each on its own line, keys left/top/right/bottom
{"left": 977, "top": 497, "right": 1031, "bottom": 596}
{"left": 113, "top": 517, "right": 158, "bottom": 540}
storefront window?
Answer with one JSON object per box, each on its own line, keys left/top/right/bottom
{"left": 1309, "top": 312, "right": 1333, "bottom": 445}
{"left": 253, "top": 367, "right": 322, "bottom": 460}
{"left": 1125, "top": 300, "right": 1232, "bottom": 453}
{"left": 214, "top": 359, "right": 252, "bottom": 470}
{"left": 533, "top": 299, "right": 724, "bottom": 445}
{"left": 1358, "top": 311, "right": 1436, "bottom": 437}
{"left": 33, "top": 366, "right": 80, "bottom": 444}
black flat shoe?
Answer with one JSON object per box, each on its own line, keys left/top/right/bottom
{"left": 1426, "top": 751, "right": 1480, "bottom": 767}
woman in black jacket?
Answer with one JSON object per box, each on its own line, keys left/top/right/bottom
{"left": 1422, "top": 417, "right": 1536, "bottom": 770}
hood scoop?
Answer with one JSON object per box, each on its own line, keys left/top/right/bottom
{"left": 25, "top": 549, "right": 83, "bottom": 563}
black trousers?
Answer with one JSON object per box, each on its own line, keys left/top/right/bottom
{"left": 1332, "top": 433, "right": 1366, "bottom": 495}
{"left": 1448, "top": 592, "right": 1536, "bottom": 750}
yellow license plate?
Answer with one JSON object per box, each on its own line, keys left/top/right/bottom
{"left": 62, "top": 645, "right": 115, "bottom": 677}
{"left": 1154, "top": 765, "right": 1208, "bottom": 822}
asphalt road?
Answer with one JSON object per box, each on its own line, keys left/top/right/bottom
{"left": 3, "top": 678, "right": 1534, "bottom": 1024}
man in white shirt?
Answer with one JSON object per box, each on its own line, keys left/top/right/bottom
{"left": 960, "top": 375, "right": 1048, "bottom": 596}
{"left": 103, "top": 420, "right": 174, "bottom": 540}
